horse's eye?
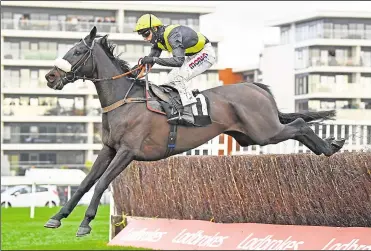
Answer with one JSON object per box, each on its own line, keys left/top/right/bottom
{"left": 74, "top": 51, "right": 82, "bottom": 56}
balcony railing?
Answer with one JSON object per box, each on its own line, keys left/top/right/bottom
{"left": 307, "top": 82, "right": 371, "bottom": 96}
{"left": 2, "top": 77, "right": 93, "bottom": 90}
{"left": 1, "top": 19, "right": 119, "bottom": 33}
{"left": 296, "top": 28, "right": 371, "bottom": 41}
{"left": 123, "top": 22, "right": 200, "bottom": 33}
{"left": 309, "top": 57, "right": 359, "bottom": 67}
{"left": 295, "top": 57, "right": 361, "bottom": 70}
{"left": 323, "top": 28, "right": 371, "bottom": 40}
{"left": 2, "top": 49, "right": 195, "bottom": 65}
{"left": 232, "top": 122, "right": 371, "bottom": 155}
{"left": 3, "top": 132, "right": 88, "bottom": 144}
{"left": 2, "top": 105, "right": 86, "bottom": 117}
{"left": 8, "top": 161, "right": 87, "bottom": 170}
{"left": 4, "top": 49, "right": 58, "bottom": 60}
{"left": 3, "top": 49, "right": 147, "bottom": 62}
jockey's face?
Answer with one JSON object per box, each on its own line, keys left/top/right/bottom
{"left": 139, "top": 27, "right": 157, "bottom": 43}
{"left": 143, "top": 30, "right": 152, "bottom": 42}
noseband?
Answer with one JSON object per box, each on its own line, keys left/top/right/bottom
{"left": 53, "top": 38, "right": 147, "bottom": 86}
{"left": 51, "top": 37, "right": 154, "bottom": 114}
{"left": 54, "top": 38, "right": 96, "bottom": 86}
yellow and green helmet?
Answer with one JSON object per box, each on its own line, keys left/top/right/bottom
{"left": 133, "top": 14, "right": 163, "bottom": 32}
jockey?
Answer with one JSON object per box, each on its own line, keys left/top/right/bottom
{"left": 133, "top": 14, "right": 216, "bottom": 125}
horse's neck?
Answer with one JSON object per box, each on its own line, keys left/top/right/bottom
{"left": 93, "top": 64, "right": 134, "bottom": 108}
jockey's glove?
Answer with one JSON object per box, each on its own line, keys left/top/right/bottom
{"left": 141, "top": 56, "right": 156, "bottom": 65}
{"left": 129, "top": 65, "right": 140, "bottom": 78}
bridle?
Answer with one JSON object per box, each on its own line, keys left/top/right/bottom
{"left": 53, "top": 37, "right": 146, "bottom": 87}
{"left": 56, "top": 38, "right": 96, "bottom": 86}
{"left": 52, "top": 37, "right": 153, "bottom": 114}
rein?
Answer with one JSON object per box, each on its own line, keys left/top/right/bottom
{"left": 54, "top": 39, "right": 153, "bottom": 113}
{"left": 101, "top": 59, "right": 153, "bottom": 114}
{"left": 69, "top": 58, "right": 149, "bottom": 83}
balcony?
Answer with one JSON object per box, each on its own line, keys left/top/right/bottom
{"left": 2, "top": 143, "right": 101, "bottom": 151}
{"left": 3, "top": 132, "right": 88, "bottom": 144}
{"left": 2, "top": 78, "right": 96, "bottom": 95}
{"left": 1, "top": 115, "right": 101, "bottom": 123}
{"left": 296, "top": 82, "right": 371, "bottom": 99}
{"left": 323, "top": 28, "right": 371, "bottom": 40}
{"left": 7, "top": 160, "right": 89, "bottom": 170}
{"left": 2, "top": 104, "right": 86, "bottom": 117}
{"left": 295, "top": 56, "right": 371, "bottom": 74}
{"left": 122, "top": 22, "right": 200, "bottom": 33}
{"left": 296, "top": 26, "right": 371, "bottom": 42}
{"left": 1, "top": 19, "right": 119, "bottom": 33}
{"left": 2, "top": 57, "right": 221, "bottom": 69}
{"left": 3, "top": 49, "right": 58, "bottom": 61}
{"left": 3, "top": 49, "right": 150, "bottom": 63}
{"left": 303, "top": 101, "right": 371, "bottom": 121}
{"left": 1, "top": 18, "right": 222, "bottom": 42}
{"left": 336, "top": 109, "right": 371, "bottom": 121}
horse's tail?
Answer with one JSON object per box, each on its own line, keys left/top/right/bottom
{"left": 251, "top": 82, "right": 336, "bottom": 124}
{"left": 278, "top": 110, "right": 336, "bottom": 124}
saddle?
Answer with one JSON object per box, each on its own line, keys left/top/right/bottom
{"left": 145, "top": 82, "right": 212, "bottom": 127}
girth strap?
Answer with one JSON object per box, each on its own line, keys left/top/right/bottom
{"left": 101, "top": 98, "right": 147, "bottom": 113}
{"left": 165, "top": 124, "right": 178, "bottom": 157}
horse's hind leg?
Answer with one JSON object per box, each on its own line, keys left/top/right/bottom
{"left": 231, "top": 102, "right": 344, "bottom": 156}
{"left": 267, "top": 118, "right": 345, "bottom": 156}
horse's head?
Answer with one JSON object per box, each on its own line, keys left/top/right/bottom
{"left": 45, "top": 27, "right": 99, "bottom": 90}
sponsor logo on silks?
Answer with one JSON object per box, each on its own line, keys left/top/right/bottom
{"left": 189, "top": 53, "right": 208, "bottom": 69}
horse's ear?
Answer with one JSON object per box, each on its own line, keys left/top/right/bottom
{"left": 87, "top": 26, "right": 97, "bottom": 41}
{"left": 101, "top": 34, "right": 108, "bottom": 44}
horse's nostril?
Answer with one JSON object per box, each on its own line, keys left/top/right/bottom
{"left": 46, "top": 73, "right": 56, "bottom": 82}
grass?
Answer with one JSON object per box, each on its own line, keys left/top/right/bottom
{"left": 1, "top": 205, "right": 148, "bottom": 250}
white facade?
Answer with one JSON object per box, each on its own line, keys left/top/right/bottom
{"left": 261, "top": 11, "right": 371, "bottom": 120}
{"left": 0, "top": 1, "right": 223, "bottom": 173}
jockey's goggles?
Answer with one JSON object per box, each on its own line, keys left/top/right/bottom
{"left": 139, "top": 29, "right": 151, "bottom": 38}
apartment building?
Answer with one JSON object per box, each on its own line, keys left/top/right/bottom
{"left": 0, "top": 1, "right": 222, "bottom": 174}
{"left": 260, "top": 11, "right": 371, "bottom": 121}
{"left": 231, "top": 65, "right": 263, "bottom": 83}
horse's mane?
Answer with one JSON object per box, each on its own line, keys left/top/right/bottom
{"left": 99, "top": 35, "right": 131, "bottom": 74}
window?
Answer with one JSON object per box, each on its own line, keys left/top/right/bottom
{"left": 280, "top": 26, "right": 290, "bottom": 44}
{"left": 324, "top": 21, "right": 333, "bottom": 39}
{"left": 36, "top": 186, "right": 48, "bottom": 193}
{"left": 349, "top": 23, "right": 357, "bottom": 38}
{"left": 366, "top": 25, "right": 371, "bottom": 39}
{"left": 295, "top": 49, "right": 305, "bottom": 69}
{"left": 341, "top": 24, "right": 348, "bottom": 39}
{"left": 334, "top": 24, "right": 342, "bottom": 39}
{"left": 357, "top": 23, "right": 365, "bottom": 39}
{"left": 18, "top": 187, "right": 31, "bottom": 195}
{"left": 3, "top": 42, "right": 12, "bottom": 59}
{"left": 3, "top": 70, "right": 11, "bottom": 88}
{"left": 11, "top": 70, "right": 20, "bottom": 88}
{"left": 10, "top": 42, "right": 20, "bottom": 59}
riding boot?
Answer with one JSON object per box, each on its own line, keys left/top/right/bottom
{"left": 175, "top": 79, "right": 197, "bottom": 107}
{"left": 167, "top": 105, "right": 195, "bottom": 126}
{"left": 166, "top": 78, "right": 197, "bottom": 125}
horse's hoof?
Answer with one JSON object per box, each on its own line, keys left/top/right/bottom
{"left": 76, "top": 226, "right": 91, "bottom": 237}
{"left": 44, "top": 219, "right": 61, "bottom": 229}
{"left": 332, "top": 138, "right": 345, "bottom": 150}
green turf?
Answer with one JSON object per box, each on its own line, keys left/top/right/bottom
{"left": 1, "top": 205, "right": 149, "bottom": 250}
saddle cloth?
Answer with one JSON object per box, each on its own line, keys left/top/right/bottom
{"left": 147, "top": 83, "right": 211, "bottom": 127}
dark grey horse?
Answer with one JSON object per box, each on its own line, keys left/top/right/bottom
{"left": 44, "top": 27, "right": 345, "bottom": 237}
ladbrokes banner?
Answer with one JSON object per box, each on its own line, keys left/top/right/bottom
{"left": 108, "top": 218, "right": 371, "bottom": 250}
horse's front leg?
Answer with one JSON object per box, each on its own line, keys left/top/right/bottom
{"left": 76, "top": 147, "right": 134, "bottom": 237}
{"left": 44, "top": 145, "right": 116, "bottom": 229}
